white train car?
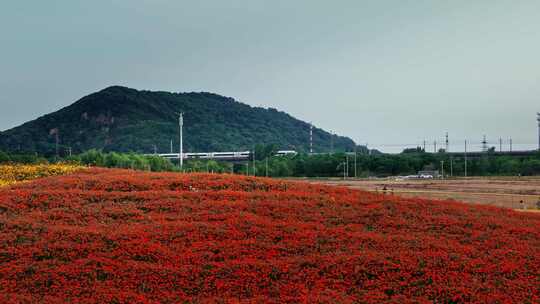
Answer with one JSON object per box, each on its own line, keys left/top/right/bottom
{"left": 152, "top": 150, "right": 296, "bottom": 161}
{"left": 276, "top": 150, "right": 298, "bottom": 156}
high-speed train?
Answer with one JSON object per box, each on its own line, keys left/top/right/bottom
{"left": 275, "top": 150, "right": 298, "bottom": 156}
{"left": 155, "top": 150, "right": 297, "bottom": 160}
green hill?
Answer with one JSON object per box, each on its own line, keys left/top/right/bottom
{"left": 0, "top": 86, "right": 356, "bottom": 155}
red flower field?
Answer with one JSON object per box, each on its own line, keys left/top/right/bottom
{"left": 0, "top": 168, "right": 539, "bottom": 303}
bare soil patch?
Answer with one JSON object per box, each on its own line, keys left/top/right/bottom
{"left": 300, "top": 176, "right": 540, "bottom": 210}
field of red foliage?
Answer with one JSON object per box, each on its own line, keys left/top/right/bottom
{"left": 0, "top": 168, "right": 539, "bottom": 303}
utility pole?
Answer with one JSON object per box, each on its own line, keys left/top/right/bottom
{"left": 440, "top": 160, "right": 444, "bottom": 179}
{"left": 537, "top": 112, "right": 540, "bottom": 150}
{"left": 55, "top": 131, "right": 59, "bottom": 158}
{"left": 265, "top": 157, "right": 269, "bottom": 177}
{"left": 309, "top": 123, "right": 313, "bottom": 154}
{"left": 330, "top": 131, "right": 334, "bottom": 154}
{"left": 464, "top": 140, "right": 468, "bottom": 177}
{"left": 343, "top": 162, "right": 346, "bottom": 180}
{"left": 176, "top": 112, "right": 184, "bottom": 169}
{"left": 423, "top": 140, "right": 426, "bottom": 152}
{"left": 499, "top": 137, "right": 502, "bottom": 152}
{"left": 253, "top": 148, "right": 256, "bottom": 176}
{"left": 170, "top": 139, "right": 173, "bottom": 154}
{"left": 354, "top": 148, "right": 357, "bottom": 178}
{"left": 434, "top": 141, "right": 437, "bottom": 153}
{"left": 510, "top": 138, "right": 513, "bottom": 152}
{"left": 346, "top": 155, "right": 349, "bottom": 178}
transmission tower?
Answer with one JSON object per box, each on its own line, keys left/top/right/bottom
{"left": 445, "top": 132, "right": 449, "bottom": 152}
{"left": 482, "top": 135, "right": 488, "bottom": 153}
{"left": 537, "top": 112, "right": 540, "bottom": 150}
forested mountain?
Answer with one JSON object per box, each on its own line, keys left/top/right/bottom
{"left": 0, "top": 86, "right": 357, "bottom": 155}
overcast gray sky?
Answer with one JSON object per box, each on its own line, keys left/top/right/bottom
{"left": 1, "top": 0, "right": 539, "bottom": 152}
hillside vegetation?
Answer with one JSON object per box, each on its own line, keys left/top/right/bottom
{"left": 0, "top": 86, "right": 356, "bottom": 155}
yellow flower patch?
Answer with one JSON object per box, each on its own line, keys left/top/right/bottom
{"left": 0, "top": 164, "right": 85, "bottom": 187}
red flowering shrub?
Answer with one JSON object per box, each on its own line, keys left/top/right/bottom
{"left": 0, "top": 168, "right": 539, "bottom": 303}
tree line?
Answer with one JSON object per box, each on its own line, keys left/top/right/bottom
{"left": 1, "top": 146, "right": 539, "bottom": 177}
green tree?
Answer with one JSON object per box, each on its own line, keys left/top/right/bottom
{"left": 0, "top": 151, "right": 10, "bottom": 163}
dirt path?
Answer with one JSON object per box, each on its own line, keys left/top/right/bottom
{"left": 299, "top": 177, "right": 540, "bottom": 210}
